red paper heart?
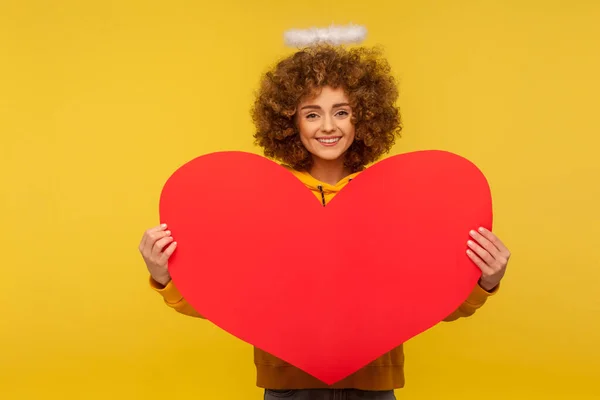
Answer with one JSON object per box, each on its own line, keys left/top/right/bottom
{"left": 159, "top": 150, "right": 492, "bottom": 385}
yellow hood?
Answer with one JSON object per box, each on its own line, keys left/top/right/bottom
{"left": 283, "top": 165, "right": 361, "bottom": 206}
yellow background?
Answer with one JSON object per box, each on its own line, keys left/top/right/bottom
{"left": 1, "top": 0, "right": 599, "bottom": 398}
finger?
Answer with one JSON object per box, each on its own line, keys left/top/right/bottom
{"left": 144, "top": 229, "right": 172, "bottom": 256}
{"left": 159, "top": 241, "right": 178, "bottom": 265}
{"left": 149, "top": 223, "right": 168, "bottom": 233}
{"left": 467, "top": 240, "right": 496, "bottom": 267}
{"left": 477, "top": 227, "right": 510, "bottom": 257}
{"left": 139, "top": 235, "right": 146, "bottom": 254}
{"left": 140, "top": 224, "right": 168, "bottom": 254}
{"left": 151, "top": 236, "right": 175, "bottom": 259}
{"left": 467, "top": 249, "right": 494, "bottom": 275}
{"left": 469, "top": 229, "right": 501, "bottom": 259}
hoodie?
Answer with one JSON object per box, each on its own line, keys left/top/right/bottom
{"left": 149, "top": 166, "right": 498, "bottom": 390}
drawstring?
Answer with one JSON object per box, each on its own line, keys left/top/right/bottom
{"left": 317, "top": 185, "right": 326, "bottom": 207}
{"left": 317, "top": 180, "right": 352, "bottom": 207}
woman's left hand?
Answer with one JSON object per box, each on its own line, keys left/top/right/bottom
{"left": 466, "top": 227, "right": 511, "bottom": 292}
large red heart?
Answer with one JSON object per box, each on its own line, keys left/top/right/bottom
{"left": 159, "top": 150, "right": 492, "bottom": 385}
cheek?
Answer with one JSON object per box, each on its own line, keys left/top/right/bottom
{"left": 296, "top": 124, "right": 312, "bottom": 149}
{"left": 343, "top": 121, "right": 356, "bottom": 141}
{"left": 297, "top": 121, "right": 315, "bottom": 141}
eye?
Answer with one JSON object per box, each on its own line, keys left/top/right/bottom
{"left": 336, "top": 110, "right": 349, "bottom": 117}
{"left": 306, "top": 113, "right": 319, "bottom": 120}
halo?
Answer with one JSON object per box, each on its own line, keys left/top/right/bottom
{"left": 283, "top": 23, "right": 367, "bottom": 47}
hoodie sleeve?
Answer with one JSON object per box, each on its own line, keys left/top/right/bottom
{"left": 149, "top": 276, "right": 205, "bottom": 319}
{"left": 443, "top": 283, "right": 499, "bottom": 322}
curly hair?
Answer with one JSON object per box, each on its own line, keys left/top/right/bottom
{"left": 251, "top": 44, "right": 402, "bottom": 173}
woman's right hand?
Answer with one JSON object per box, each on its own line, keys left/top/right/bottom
{"left": 139, "top": 224, "right": 177, "bottom": 286}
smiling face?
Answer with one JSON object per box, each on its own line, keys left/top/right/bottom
{"left": 296, "top": 86, "right": 356, "bottom": 168}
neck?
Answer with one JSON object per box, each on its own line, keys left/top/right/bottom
{"left": 308, "top": 157, "right": 351, "bottom": 186}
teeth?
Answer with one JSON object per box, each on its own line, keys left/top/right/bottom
{"left": 318, "top": 138, "right": 340, "bottom": 144}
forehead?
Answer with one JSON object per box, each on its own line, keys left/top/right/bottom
{"left": 299, "top": 86, "right": 350, "bottom": 105}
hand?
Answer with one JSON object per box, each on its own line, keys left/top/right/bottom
{"left": 466, "top": 227, "right": 511, "bottom": 292}
{"left": 139, "top": 224, "right": 177, "bottom": 286}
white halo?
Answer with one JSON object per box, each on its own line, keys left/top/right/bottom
{"left": 284, "top": 24, "right": 367, "bottom": 47}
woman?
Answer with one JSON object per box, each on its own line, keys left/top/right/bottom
{"left": 139, "top": 44, "right": 511, "bottom": 400}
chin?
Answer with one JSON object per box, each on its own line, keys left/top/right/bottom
{"left": 312, "top": 150, "right": 347, "bottom": 162}
{"left": 321, "top": 154, "right": 345, "bottom": 161}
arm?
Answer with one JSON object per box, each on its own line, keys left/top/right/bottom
{"left": 139, "top": 224, "right": 205, "bottom": 319}
{"left": 443, "top": 283, "right": 498, "bottom": 322}
{"left": 444, "top": 226, "right": 511, "bottom": 321}
{"left": 149, "top": 276, "right": 205, "bottom": 319}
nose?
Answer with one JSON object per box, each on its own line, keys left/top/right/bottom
{"left": 321, "top": 115, "right": 337, "bottom": 133}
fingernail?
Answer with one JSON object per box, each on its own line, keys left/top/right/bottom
{"left": 470, "top": 230, "right": 476, "bottom": 236}
{"left": 478, "top": 227, "right": 485, "bottom": 233}
{"left": 161, "top": 223, "right": 167, "bottom": 228}
{"left": 468, "top": 240, "right": 474, "bottom": 246}
{"left": 166, "top": 230, "right": 171, "bottom": 235}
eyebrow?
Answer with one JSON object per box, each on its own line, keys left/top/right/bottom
{"left": 300, "top": 103, "right": 350, "bottom": 110}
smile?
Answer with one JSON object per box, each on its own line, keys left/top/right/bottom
{"left": 316, "top": 137, "right": 341, "bottom": 146}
